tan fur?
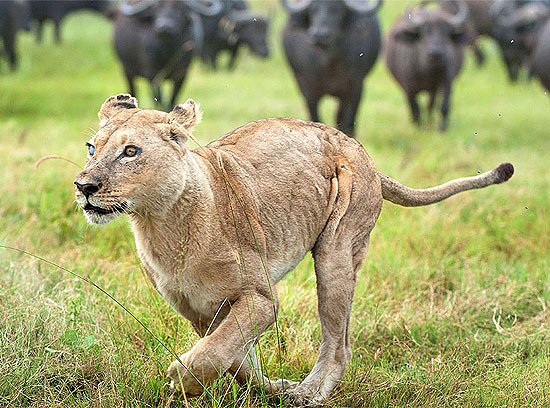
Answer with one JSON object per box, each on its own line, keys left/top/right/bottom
{"left": 74, "top": 95, "right": 513, "bottom": 405}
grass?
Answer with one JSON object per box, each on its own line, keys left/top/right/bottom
{"left": 1, "top": 1, "right": 549, "bottom": 407}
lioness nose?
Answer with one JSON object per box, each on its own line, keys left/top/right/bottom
{"left": 74, "top": 180, "right": 102, "bottom": 198}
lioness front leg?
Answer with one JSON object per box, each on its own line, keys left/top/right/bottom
{"left": 167, "top": 293, "right": 278, "bottom": 395}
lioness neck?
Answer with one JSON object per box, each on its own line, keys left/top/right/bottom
{"left": 129, "top": 151, "right": 215, "bottom": 277}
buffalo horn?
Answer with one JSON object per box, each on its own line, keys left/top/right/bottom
{"left": 408, "top": 8, "right": 424, "bottom": 25}
{"left": 119, "top": 0, "right": 157, "bottom": 16}
{"left": 343, "top": 0, "right": 383, "bottom": 14}
{"left": 448, "top": 0, "right": 468, "bottom": 26}
{"left": 407, "top": 0, "right": 436, "bottom": 25}
{"left": 490, "top": 0, "right": 512, "bottom": 19}
{"left": 503, "top": 3, "right": 549, "bottom": 27}
{"left": 281, "top": 0, "right": 312, "bottom": 14}
{"left": 187, "top": 0, "right": 223, "bottom": 17}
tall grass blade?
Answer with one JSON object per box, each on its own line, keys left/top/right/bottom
{"left": 0, "top": 244, "right": 214, "bottom": 399}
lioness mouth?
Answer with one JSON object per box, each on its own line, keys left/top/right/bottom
{"left": 84, "top": 203, "right": 126, "bottom": 215}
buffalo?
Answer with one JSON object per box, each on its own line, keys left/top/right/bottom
{"left": 114, "top": 0, "right": 222, "bottom": 110}
{"left": 29, "top": 0, "right": 112, "bottom": 44}
{"left": 491, "top": 0, "right": 550, "bottom": 81}
{"left": 200, "top": 0, "right": 270, "bottom": 70}
{"left": 531, "top": 16, "right": 550, "bottom": 91}
{"left": 494, "top": 0, "right": 550, "bottom": 89}
{"left": 385, "top": 1, "right": 469, "bottom": 131}
{"left": 0, "top": 0, "right": 30, "bottom": 71}
{"left": 282, "top": 0, "right": 383, "bottom": 137}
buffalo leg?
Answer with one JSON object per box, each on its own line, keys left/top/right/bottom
{"left": 502, "top": 52, "right": 521, "bottom": 82}
{"left": 296, "top": 78, "right": 321, "bottom": 123}
{"left": 125, "top": 73, "right": 137, "bottom": 98}
{"left": 427, "top": 90, "right": 437, "bottom": 122}
{"left": 151, "top": 83, "right": 163, "bottom": 110}
{"left": 169, "top": 77, "right": 185, "bottom": 110}
{"left": 53, "top": 20, "right": 62, "bottom": 44}
{"left": 440, "top": 86, "right": 452, "bottom": 132}
{"left": 204, "top": 50, "right": 217, "bottom": 70}
{"left": 35, "top": 20, "right": 44, "bottom": 43}
{"left": 336, "top": 86, "right": 362, "bottom": 136}
{"left": 209, "top": 53, "right": 218, "bottom": 70}
{"left": 4, "top": 31, "right": 17, "bottom": 71}
{"left": 307, "top": 97, "right": 321, "bottom": 123}
{"left": 472, "top": 43, "right": 485, "bottom": 67}
{"left": 407, "top": 93, "right": 421, "bottom": 125}
{"left": 7, "top": 48, "right": 17, "bottom": 71}
{"left": 227, "top": 46, "right": 239, "bottom": 70}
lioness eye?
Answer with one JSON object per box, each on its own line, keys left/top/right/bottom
{"left": 124, "top": 145, "right": 139, "bottom": 157}
{"left": 86, "top": 143, "right": 95, "bottom": 156}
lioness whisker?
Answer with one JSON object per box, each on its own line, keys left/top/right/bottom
{"left": 35, "top": 155, "right": 82, "bottom": 169}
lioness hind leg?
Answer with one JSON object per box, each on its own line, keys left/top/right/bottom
{"left": 167, "top": 293, "right": 277, "bottom": 396}
{"left": 290, "top": 238, "right": 370, "bottom": 405}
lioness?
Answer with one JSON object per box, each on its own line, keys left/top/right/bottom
{"left": 75, "top": 94, "right": 514, "bottom": 405}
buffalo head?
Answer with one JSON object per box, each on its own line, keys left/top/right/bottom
{"left": 282, "top": 0, "right": 382, "bottom": 47}
{"left": 223, "top": 10, "right": 270, "bottom": 57}
{"left": 121, "top": 0, "right": 223, "bottom": 36}
{"left": 393, "top": 1, "right": 468, "bottom": 70}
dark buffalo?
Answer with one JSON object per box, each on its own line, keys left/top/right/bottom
{"left": 491, "top": 0, "right": 550, "bottom": 81}
{"left": 498, "top": 1, "right": 550, "bottom": 89}
{"left": 282, "top": 0, "right": 382, "bottom": 137}
{"left": 385, "top": 2, "right": 469, "bottom": 131}
{"left": 440, "top": 0, "right": 493, "bottom": 65}
{"left": 0, "top": 0, "right": 30, "bottom": 71}
{"left": 114, "top": 0, "right": 222, "bottom": 110}
{"left": 531, "top": 17, "right": 550, "bottom": 90}
{"left": 29, "top": 0, "right": 112, "bottom": 44}
{"left": 200, "top": 0, "right": 270, "bottom": 70}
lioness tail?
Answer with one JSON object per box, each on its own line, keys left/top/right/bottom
{"left": 379, "top": 162, "right": 514, "bottom": 207}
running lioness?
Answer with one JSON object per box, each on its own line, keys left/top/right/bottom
{"left": 74, "top": 94, "right": 514, "bottom": 405}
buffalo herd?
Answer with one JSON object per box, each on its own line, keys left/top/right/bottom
{"left": 1, "top": 0, "right": 549, "bottom": 133}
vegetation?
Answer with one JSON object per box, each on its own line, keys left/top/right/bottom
{"left": 1, "top": 1, "right": 548, "bottom": 407}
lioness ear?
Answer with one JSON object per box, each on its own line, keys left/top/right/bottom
{"left": 98, "top": 94, "right": 138, "bottom": 127}
{"left": 168, "top": 99, "right": 202, "bottom": 130}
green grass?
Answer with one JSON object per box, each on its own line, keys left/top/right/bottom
{"left": 1, "top": 1, "right": 549, "bottom": 407}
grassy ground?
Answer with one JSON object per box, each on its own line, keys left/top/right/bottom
{"left": 1, "top": 1, "right": 549, "bottom": 407}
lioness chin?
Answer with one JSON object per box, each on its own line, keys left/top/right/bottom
{"left": 75, "top": 94, "right": 514, "bottom": 405}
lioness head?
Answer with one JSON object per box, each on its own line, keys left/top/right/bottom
{"left": 74, "top": 94, "right": 201, "bottom": 225}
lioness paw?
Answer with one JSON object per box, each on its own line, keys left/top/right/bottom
{"left": 167, "top": 358, "right": 204, "bottom": 396}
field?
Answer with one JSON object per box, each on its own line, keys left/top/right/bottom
{"left": 1, "top": 1, "right": 549, "bottom": 407}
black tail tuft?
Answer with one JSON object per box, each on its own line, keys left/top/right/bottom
{"left": 495, "top": 162, "right": 514, "bottom": 184}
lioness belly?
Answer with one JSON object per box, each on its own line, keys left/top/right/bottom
{"left": 269, "top": 253, "right": 308, "bottom": 283}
